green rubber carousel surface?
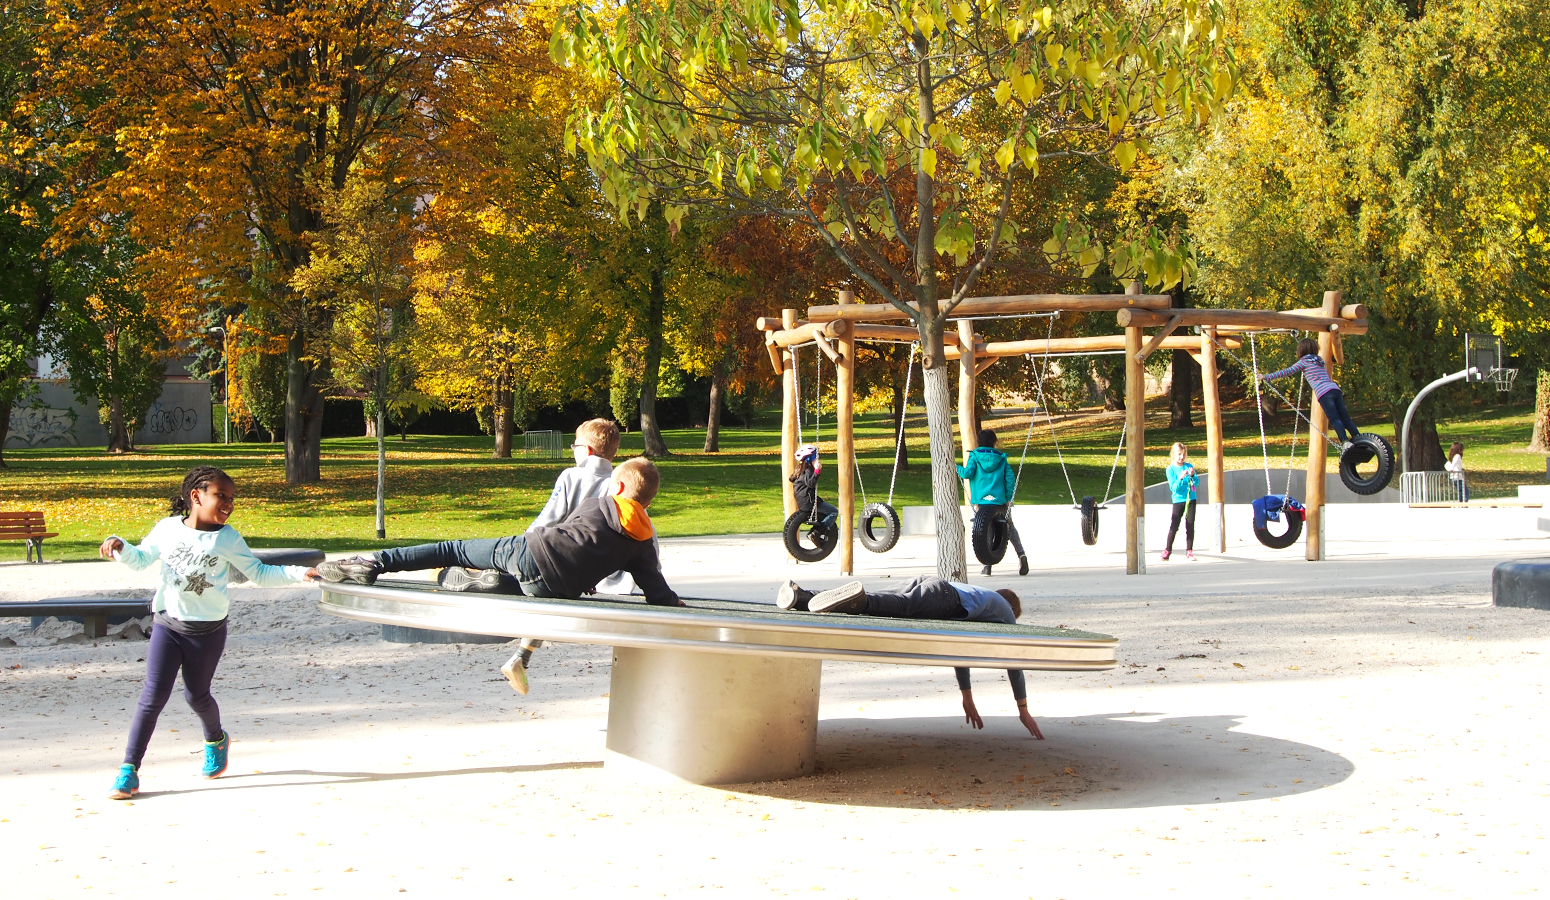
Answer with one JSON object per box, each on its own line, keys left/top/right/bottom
{"left": 369, "top": 578, "right": 1114, "bottom": 643}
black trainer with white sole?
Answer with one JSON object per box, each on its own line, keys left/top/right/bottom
{"left": 438, "top": 567, "right": 516, "bottom": 593}
{"left": 316, "top": 555, "right": 384, "bottom": 585}
{"left": 808, "top": 581, "right": 867, "bottom": 614}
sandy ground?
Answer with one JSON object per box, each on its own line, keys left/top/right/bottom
{"left": 5, "top": 522, "right": 1550, "bottom": 898}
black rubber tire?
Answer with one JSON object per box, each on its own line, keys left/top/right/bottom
{"left": 1080, "top": 496, "right": 1100, "bottom": 546}
{"left": 858, "top": 502, "right": 901, "bottom": 553}
{"left": 784, "top": 510, "right": 838, "bottom": 563}
{"left": 971, "top": 513, "right": 1010, "bottom": 565}
{"left": 1253, "top": 503, "right": 1305, "bottom": 549}
{"left": 1339, "top": 433, "right": 1395, "bottom": 496}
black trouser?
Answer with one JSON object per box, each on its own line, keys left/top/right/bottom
{"left": 124, "top": 619, "right": 227, "bottom": 767}
{"left": 861, "top": 576, "right": 1027, "bottom": 700}
{"left": 1165, "top": 500, "right": 1195, "bottom": 552}
{"left": 972, "top": 504, "right": 1025, "bottom": 558}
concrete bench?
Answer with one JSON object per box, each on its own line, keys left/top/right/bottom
{"left": 319, "top": 580, "right": 1118, "bottom": 785}
{"left": 1493, "top": 560, "right": 1550, "bottom": 610}
{"left": 0, "top": 597, "right": 152, "bottom": 638}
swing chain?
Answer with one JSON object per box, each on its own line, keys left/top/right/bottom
{"left": 1102, "top": 421, "right": 1126, "bottom": 505}
{"left": 1251, "top": 335, "right": 1274, "bottom": 496}
{"left": 1023, "top": 315, "right": 1079, "bottom": 508}
{"left": 885, "top": 343, "right": 917, "bottom": 506}
{"left": 1286, "top": 376, "right": 1303, "bottom": 499}
{"left": 1222, "top": 340, "right": 1342, "bottom": 451}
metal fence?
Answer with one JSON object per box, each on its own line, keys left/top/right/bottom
{"left": 1400, "top": 471, "right": 1465, "bottom": 504}
{"left": 522, "top": 429, "right": 565, "bottom": 459}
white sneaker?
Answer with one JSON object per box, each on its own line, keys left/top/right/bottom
{"left": 500, "top": 654, "right": 530, "bottom": 695}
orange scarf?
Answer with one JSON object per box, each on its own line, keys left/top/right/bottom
{"left": 611, "top": 495, "right": 655, "bottom": 541}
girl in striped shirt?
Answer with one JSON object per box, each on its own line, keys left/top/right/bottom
{"left": 1265, "top": 337, "right": 1360, "bottom": 446}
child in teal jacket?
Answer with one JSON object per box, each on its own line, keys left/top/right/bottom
{"left": 957, "top": 429, "right": 1027, "bottom": 575}
{"left": 1163, "top": 442, "right": 1198, "bottom": 561}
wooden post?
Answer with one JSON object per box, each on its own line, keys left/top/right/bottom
{"left": 1124, "top": 283, "right": 1146, "bottom": 575}
{"left": 780, "top": 308, "right": 798, "bottom": 528}
{"left": 957, "top": 319, "right": 978, "bottom": 524}
{"left": 1201, "top": 326, "right": 1226, "bottom": 553}
{"left": 1305, "top": 290, "right": 1340, "bottom": 561}
{"left": 836, "top": 290, "right": 856, "bottom": 576}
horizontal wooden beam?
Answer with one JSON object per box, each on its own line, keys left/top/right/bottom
{"left": 1116, "top": 307, "right": 1368, "bottom": 334}
{"left": 806, "top": 292, "right": 1173, "bottom": 323}
{"left": 976, "top": 334, "right": 1241, "bottom": 357}
{"left": 1211, "top": 317, "right": 1369, "bottom": 336}
{"left": 1283, "top": 303, "right": 1367, "bottom": 321}
{"left": 942, "top": 341, "right": 988, "bottom": 360}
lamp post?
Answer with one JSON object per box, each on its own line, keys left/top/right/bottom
{"left": 205, "top": 323, "right": 230, "bottom": 445}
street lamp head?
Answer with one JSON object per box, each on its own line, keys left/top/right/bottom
{"left": 206, "top": 326, "right": 226, "bottom": 336}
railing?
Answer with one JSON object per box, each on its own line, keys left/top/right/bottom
{"left": 522, "top": 429, "right": 564, "bottom": 459}
{"left": 1400, "top": 471, "right": 1464, "bottom": 505}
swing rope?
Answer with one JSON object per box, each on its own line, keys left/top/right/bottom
{"left": 1286, "top": 376, "right": 1303, "bottom": 499}
{"left": 1102, "top": 421, "right": 1127, "bottom": 505}
{"left": 1021, "top": 315, "right": 1079, "bottom": 507}
{"left": 792, "top": 345, "right": 803, "bottom": 447}
{"left": 885, "top": 343, "right": 918, "bottom": 507}
{"left": 1250, "top": 334, "right": 1274, "bottom": 496}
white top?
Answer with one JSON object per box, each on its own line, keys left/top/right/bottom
{"left": 111, "top": 517, "right": 311, "bottom": 621}
{"left": 1445, "top": 453, "right": 1465, "bottom": 480}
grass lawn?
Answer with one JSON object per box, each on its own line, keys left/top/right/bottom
{"left": 3, "top": 397, "right": 1543, "bottom": 562}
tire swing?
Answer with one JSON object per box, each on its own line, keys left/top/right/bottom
{"left": 1246, "top": 334, "right": 1312, "bottom": 550}
{"left": 782, "top": 345, "right": 839, "bottom": 563}
{"left": 858, "top": 343, "right": 918, "bottom": 554}
{"left": 971, "top": 511, "right": 1010, "bottom": 564}
{"left": 1339, "top": 433, "right": 1395, "bottom": 496}
{"left": 1013, "top": 320, "right": 1127, "bottom": 551}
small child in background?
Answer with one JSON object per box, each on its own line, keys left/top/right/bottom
{"left": 1264, "top": 337, "right": 1361, "bottom": 447}
{"left": 957, "top": 428, "right": 1028, "bottom": 576}
{"left": 1445, "top": 441, "right": 1468, "bottom": 502}
{"left": 790, "top": 444, "right": 837, "bottom": 526}
{"left": 1162, "top": 442, "right": 1197, "bottom": 561}
{"left": 100, "top": 466, "right": 317, "bottom": 800}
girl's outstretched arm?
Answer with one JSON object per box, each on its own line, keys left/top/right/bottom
{"left": 221, "top": 531, "right": 311, "bottom": 586}
{"left": 105, "top": 533, "right": 160, "bottom": 570}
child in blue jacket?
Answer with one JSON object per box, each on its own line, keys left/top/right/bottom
{"left": 957, "top": 429, "right": 1027, "bottom": 576}
{"left": 1163, "top": 442, "right": 1197, "bottom": 561}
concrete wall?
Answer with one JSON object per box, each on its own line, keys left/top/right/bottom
{"left": 6, "top": 378, "right": 211, "bottom": 449}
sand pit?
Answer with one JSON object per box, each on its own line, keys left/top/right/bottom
{"left": 5, "top": 530, "right": 1550, "bottom": 896}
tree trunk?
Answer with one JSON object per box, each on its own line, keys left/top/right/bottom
{"left": 364, "top": 412, "right": 378, "bottom": 438}
{"left": 284, "top": 329, "right": 324, "bottom": 484}
{"left": 492, "top": 375, "right": 513, "bottom": 458}
{"left": 639, "top": 256, "right": 671, "bottom": 458}
{"left": 1169, "top": 348, "right": 1195, "bottom": 428}
{"left": 107, "top": 395, "right": 130, "bottom": 453}
{"left": 0, "top": 400, "right": 12, "bottom": 467}
{"left": 921, "top": 347, "right": 966, "bottom": 581}
{"left": 1402, "top": 412, "right": 1446, "bottom": 471}
{"left": 375, "top": 403, "right": 387, "bottom": 539}
{"left": 1529, "top": 369, "right": 1550, "bottom": 452}
{"left": 703, "top": 356, "right": 725, "bottom": 452}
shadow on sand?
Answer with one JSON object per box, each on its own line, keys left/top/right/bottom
{"left": 730, "top": 712, "right": 1353, "bottom": 811}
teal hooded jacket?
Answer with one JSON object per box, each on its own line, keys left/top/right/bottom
{"left": 957, "top": 446, "right": 1016, "bottom": 506}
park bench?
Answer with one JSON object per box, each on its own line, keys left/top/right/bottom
{"left": 0, "top": 511, "right": 57, "bottom": 563}
{"left": 319, "top": 580, "right": 1118, "bottom": 786}
{"left": 0, "top": 597, "right": 152, "bottom": 639}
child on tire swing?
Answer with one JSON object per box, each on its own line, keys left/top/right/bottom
{"left": 775, "top": 576, "right": 1042, "bottom": 739}
{"left": 958, "top": 429, "right": 1028, "bottom": 576}
{"left": 1264, "top": 337, "right": 1361, "bottom": 449}
{"left": 790, "top": 444, "right": 838, "bottom": 527}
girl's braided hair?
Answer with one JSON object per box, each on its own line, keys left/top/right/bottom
{"left": 171, "top": 465, "right": 230, "bottom": 517}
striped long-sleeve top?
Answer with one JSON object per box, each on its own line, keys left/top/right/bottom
{"left": 1265, "top": 354, "right": 1340, "bottom": 399}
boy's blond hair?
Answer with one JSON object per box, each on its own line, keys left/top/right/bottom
{"left": 996, "top": 589, "right": 1021, "bottom": 619}
{"left": 576, "top": 418, "right": 622, "bottom": 459}
{"left": 613, "top": 457, "right": 660, "bottom": 506}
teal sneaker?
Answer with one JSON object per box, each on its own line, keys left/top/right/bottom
{"left": 201, "top": 731, "right": 229, "bottom": 779}
{"left": 109, "top": 764, "right": 138, "bottom": 800}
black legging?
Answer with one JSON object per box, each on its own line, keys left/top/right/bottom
{"left": 1166, "top": 500, "right": 1196, "bottom": 552}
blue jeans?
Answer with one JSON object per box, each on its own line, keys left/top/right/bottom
{"left": 808, "top": 500, "right": 838, "bottom": 526}
{"left": 376, "top": 537, "right": 551, "bottom": 596}
{"left": 1318, "top": 389, "right": 1360, "bottom": 443}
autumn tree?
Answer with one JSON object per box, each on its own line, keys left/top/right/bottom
{"left": 553, "top": 0, "right": 1234, "bottom": 575}
{"left": 46, "top": 0, "right": 494, "bottom": 483}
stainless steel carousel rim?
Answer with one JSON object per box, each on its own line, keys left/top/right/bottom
{"left": 319, "top": 582, "right": 1118, "bottom": 670}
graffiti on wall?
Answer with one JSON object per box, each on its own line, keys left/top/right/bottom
{"left": 7, "top": 406, "right": 80, "bottom": 448}
{"left": 143, "top": 401, "right": 200, "bottom": 436}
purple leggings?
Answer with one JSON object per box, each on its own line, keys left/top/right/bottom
{"left": 123, "top": 619, "right": 227, "bottom": 767}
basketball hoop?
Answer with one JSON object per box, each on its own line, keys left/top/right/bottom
{"left": 1493, "top": 367, "right": 1519, "bottom": 393}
